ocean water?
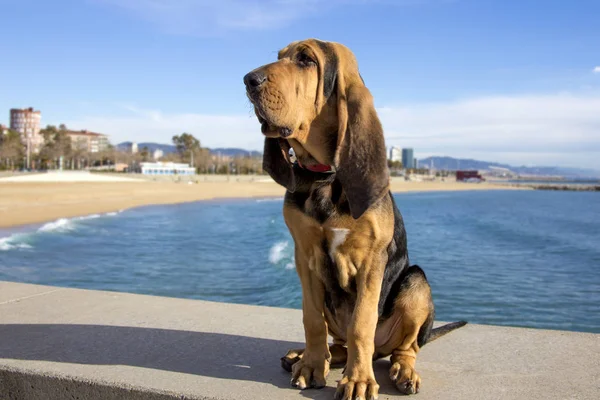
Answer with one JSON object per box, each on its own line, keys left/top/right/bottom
{"left": 1, "top": 190, "right": 598, "bottom": 334}
{"left": 502, "top": 179, "right": 600, "bottom": 186}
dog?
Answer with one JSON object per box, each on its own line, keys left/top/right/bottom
{"left": 244, "top": 39, "right": 466, "bottom": 399}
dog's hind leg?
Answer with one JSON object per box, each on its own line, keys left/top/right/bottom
{"left": 375, "top": 266, "right": 434, "bottom": 395}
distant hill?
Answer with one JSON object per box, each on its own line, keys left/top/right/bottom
{"left": 116, "top": 142, "right": 261, "bottom": 157}
{"left": 417, "top": 156, "right": 600, "bottom": 178}
{"left": 115, "top": 143, "right": 598, "bottom": 178}
{"left": 117, "top": 142, "right": 176, "bottom": 154}
{"left": 210, "top": 148, "right": 262, "bottom": 157}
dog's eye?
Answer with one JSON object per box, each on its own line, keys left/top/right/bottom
{"left": 297, "top": 53, "right": 316, "bottom": 67}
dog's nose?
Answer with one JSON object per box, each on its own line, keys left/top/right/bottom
{"left": 244, "top": 71, "right": 267, "bottom": 89}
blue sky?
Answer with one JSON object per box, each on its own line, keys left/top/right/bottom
{"left": 1, "top": 0, "right": 599, "bottom": 169}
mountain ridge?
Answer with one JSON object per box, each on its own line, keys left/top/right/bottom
{"left": 417, "top": 156, "right": 599, "bottom": 178}
{"left": 116, "top": 142, "right": 261, "bottom": 158}
{"left": 115, "top": 142, "right": 599, "bottom": 178}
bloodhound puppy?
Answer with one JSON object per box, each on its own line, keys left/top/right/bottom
{"left": 244, "top": 39, "right": 466, "bottom": 399}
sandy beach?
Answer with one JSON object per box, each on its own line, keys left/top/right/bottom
{"left": 0, "top": 174, "right": 522, "bottom": 228}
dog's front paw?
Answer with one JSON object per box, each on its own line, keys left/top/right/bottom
{"left": 334, "top": 375, "right": 379, "bottom": 400}
{"left": 290, "top": 352, "right": 330, "bottom": 390}
{"left": 389, "top": 361, "right": 421, "bottom": 395}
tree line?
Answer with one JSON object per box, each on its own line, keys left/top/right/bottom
{"left": 0, "top": 128, "right": 265, "bottom": 175}
{"left": 0, "top": 124, "right": 114, "bottom": 171}
{"left": 164, "top": 133, "right": 263, "bottom": 175}
{"left": 2, "top": 129, "right": 440, "bottom": 176}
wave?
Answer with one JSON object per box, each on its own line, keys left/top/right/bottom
{"left": 269, "top": 241, "right": 289, "bottom": 264}
{"left": 268, "top": 241, "right": 296, "bottom": 270}
{"left": 78, "top": 214, "right": 102, "bottom": 220}
{"left": 256, "top": 197, "right": 284, "bottom": 203}
{"left": 0, "top": 210, "right": 124, "bottom": 251}
{"left": 38, "top": 218, "right": 75, "bottom": 233}
{"left": 37, "top": 211, "right": 122, "bottom": 233}
{"left": 0, "top": 234, "right": 33, "bottom": 251}
{"left": 105, "top": 209, "right": 125, "bottom": 217}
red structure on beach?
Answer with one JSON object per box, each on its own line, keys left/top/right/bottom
{"left": 456, "top": 170, "right": 485, "bottom": 182}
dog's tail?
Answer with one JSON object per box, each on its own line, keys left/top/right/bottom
{"left": 427, "top": 320, "right": 468, "bottom": 343}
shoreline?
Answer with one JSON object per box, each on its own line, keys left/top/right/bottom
{"left": 0, "top": 178, "right": 525, "bottom": 229}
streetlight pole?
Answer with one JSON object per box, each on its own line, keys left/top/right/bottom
{"left": 26, "top": 133, "right": 31, "bottom": 170}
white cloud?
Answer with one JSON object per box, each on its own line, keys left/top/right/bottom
{"left": 92, "top": 0, "right": 338, "bottom": 35}
{"left": 594, "top": 66, "right": 600, "bottom": 74}
{"left": 92, "top": 0, "right": 442, "bottom": 35}
{"left": 65, "top": 92, "right": 600, "bottom": 170}
{"left": 378, "top": 93, "right": 600, "bottom": 169}
{"left": 65, "top": 106, "right": 261, "bottom": 150}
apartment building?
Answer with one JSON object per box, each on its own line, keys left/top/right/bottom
{"left": 64, "top": 129, "right": 109, "bottom": 153}
{"left": 389, "top": 146, "right": 402, "bottom": 162}
{"left": 402, "top": 148, "right": 415, "bottom": 169}
{"left": 9, "top": 107, "right": 43, "bottom": 152}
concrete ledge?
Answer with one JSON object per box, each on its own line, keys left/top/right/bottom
{"left": 1, "top": 281, "right": 598, "bottom": 400}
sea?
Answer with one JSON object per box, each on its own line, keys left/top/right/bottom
{"left": 497, "top": 179, "right": 600, "bottom": 186}
{"left": 1, "top": 190, "right": 598, "bottom": 334}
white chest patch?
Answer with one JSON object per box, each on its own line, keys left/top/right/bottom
{"left": 329, "top": 228, "right": 350, "bottom": 261}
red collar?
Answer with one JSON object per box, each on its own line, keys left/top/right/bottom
{"left": 299, "top": 160, "right": 335, "bottom": 173}
{"left": 285, "top": 145, "right": 335, "bottom": 174}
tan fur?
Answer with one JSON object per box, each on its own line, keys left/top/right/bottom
{"left": 247, "top": 39, "right": 434, "bottom": 398}
{"left": 375, "top": 273, "right": 433, "bottom": 394}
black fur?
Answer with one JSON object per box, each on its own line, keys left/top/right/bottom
{"left": 426, "top": 320, "right": 468, "bottom": 344}
{"left": 379, "top": 194, "right": 410, "bottom": 317}
{"left": 417, "top": 306, "right": 435, "bottom": 348}
{"left": 285, "top": 185, "right": 413, "bottom": 322}
{"left": 263, "top": 138, "right": 336, "bottom": 194}
{"left": 282, "top": 172, "right": 467, "bottom": 346}
{"left": 322, "top": 238, "right": 356, "bottom": 321}
{"left": 315, "top": 40, "right": 338, "bottom": 100}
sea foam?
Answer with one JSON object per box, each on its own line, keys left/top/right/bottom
{"left": 269, "top": 241, "right": 289, "bottom": 264}
{"left": 0, "top": 210, "right": 123, "bottom": 251}
{"left": 38, "top": 218, "right": 75, "bottom": 233}
{"left": 256, "top": 197, "right": 284, "bottom": 203}
{"left": 37, "top": 211, "right": 120, "bottom": 233}
{"left": 0, "top": 234, "right": 33, "bottom": 251}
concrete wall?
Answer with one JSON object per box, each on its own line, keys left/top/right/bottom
{"left": 1, "top": 281, "right": 598, "bottom": 400}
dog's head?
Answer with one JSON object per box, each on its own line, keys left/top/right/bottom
{"left": 244, "top": 39, "right": 389, "bottom": 219}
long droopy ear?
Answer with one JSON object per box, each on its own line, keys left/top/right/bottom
{"left": 331, "top": 43, "right": 390, "bottom": 219}
{"left": 263, "top": 138, "right": 295, "bottom": 191}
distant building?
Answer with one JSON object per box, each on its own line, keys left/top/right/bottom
{"left": 389, "top": 146, "right": 402, "bottom": 162}
{"left": 120, "top": 142, "right": 138, "bottom": 154}
{"left": 114, "top": 163, "right": 129, "bottom": 173}
{"left": 456, "top": 170, "right": 485, "bottom": 182}
{"left": 414, "top": 158, "right": 418, "bottom": 168}
{"left": 64, "top": 129, "right": 109, "bottom": 153}
{"left": 121, "top": 142, "right": 138, "bottom": 154}
{"left": 153, "top": 149, "right": 164, "bottom": 160}
{"left": 487, "top": 166, "right": 515, "bottom": 178}
{"left": 0, "top": 124, "right": 8, "bottom": 139}
{"left": 139, "top": 161, "right": 195, "bottom": 176}
{"left": 402, "top": 148, "right": 415, "bottom": 169}
{"left": 10, "top": 107, "right": 43, "bottom": 153}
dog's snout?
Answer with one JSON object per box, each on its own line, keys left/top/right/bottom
{"left": 244, "top": 71, "right": 267, "bottom": 89}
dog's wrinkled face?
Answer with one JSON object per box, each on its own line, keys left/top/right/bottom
{"left": 245, "top": 39, "right": 390, "bottom": 219}
{"left": 243, "top": 40, "right": 334, "bottom": 142}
